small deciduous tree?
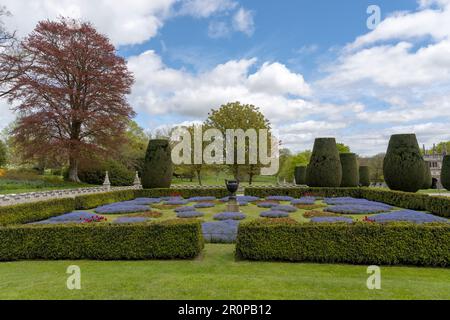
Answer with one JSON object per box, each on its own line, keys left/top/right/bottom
{"left": 1, "top": 18, "right": 135, "bottom": 182}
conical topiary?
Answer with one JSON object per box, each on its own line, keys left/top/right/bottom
{"left": 441, "top": 155, "right": 450, "bottom": 191}
{"left": 422, "top": 162, "right": 432, "bottom": 190}
{"left": 306, "top": 138, "right": 342, "bottom": 187}
{"left": 339, "top": 153, "right": 359, "bottom": 187}
{"left": 359, "top": 166, "right": 370, "bottom": 187}
{"left": 383, "top": 134, "right": 425, "bottom": 192}
{"left": 294, "top": 166, "right": 307, "bottom": 185}
{"left": 142, "top": 139, "right": 173, "bottom": 189}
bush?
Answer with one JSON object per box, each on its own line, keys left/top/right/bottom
{"left": 142, "top": 139, "right": 173, "bottom": 188}
{"left": 383, "top": 134, "right": 425, "bottom": 192}
{"left": 77, "top": 160, "right": 135, "bottom": 186}
{"left": 136, "top": 188, "right": 228, "bottom": 199}
{"left": 0, "top": 198, "right": 76, "bottom": 226}
{"left": 359, "top": 166, "right": 370, "bottom": 187}
{"left": 0, "top": 220, "right": 204, "bottom": 261}
{"left": 236, "top": 220, "right": 450, "bottom": 266}
{"left": 75, "top": 190, "right": 136, "bottom": 210}
{"left": 441, "top": 155, "right": 450, "bottom": 191}
{"left": 294, "top": 166, "right": 307, "bottom": 185}
{"left": 306, "top": 138, "right": 342, "bottom": 187}
{"left": 339, "top": 153, "right": 359, "bottom": 187}
{"left": 423, "top": 162, "right": 432, "bottom": 189}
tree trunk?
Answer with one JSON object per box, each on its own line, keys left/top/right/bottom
{"left": 196, "top": 169, "right": 202, "bottom": 186}
{"left": 68, "top": 155, "right": 81, "bottom": 183}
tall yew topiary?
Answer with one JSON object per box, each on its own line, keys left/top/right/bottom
{"left": 294, "top": 166, "right": 307, "bottom": 185}
{"left": 142, "top": 139, "right": 173, "bottom": 189}
{"left": 383, "top": 134, "right": 424, "bottom": 192}
{"left": 441, "top": 155, "right": 450, "bottom": 191}
{"left": 422, "top": 162, "right": 432, "bottom": 190}
{"left": 306, "top": 138, "right": 342, "bottom": 187}
{"left": 339, "top": 153, "right": 359, "bottom": 187}
{"left": 359, "top": 166, "right": 370, "bottom": 187}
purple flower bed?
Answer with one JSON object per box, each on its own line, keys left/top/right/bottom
{"left": 324, "top": 197, "right": 392, "bottom": 209}
{"left": 370, "top": 210, "right": 449, "bottom": 224}
{"left": 32, "top": 212, "right": 99, "bottom": 224}
{"left": 219, "top": 196, "right": 260, "bottom": 202}
{"left": 213, "top": 212, "right": 246, "bottom": 221}
{"left": 193, "top": 202, "right": 216, "bottom": 208}
{"left": 266, "top": 196, "right": 294, "bottom": 201}
{"left": 272, "top": 205, "right": 298, "bottom": 213}
{"left": 188, "top": 196, "right": 217, "bottom": 202}
{"left": 163, "top": 199, "right": 189, "bottom": 205}
{"left": 311, "top": 217, "right": 354, "bottom": 224}
{"left": 174, "top": 206, "right": 196, "bottom": 212}
{"left": 291, "top": 197, "right": 316, "bottom": 205}
{"left": 130, "top": 198, "right": 162, "bottom": 205}
{"left": 238, "top": 201, "right": 249, "bottom": 206}
{"left": 324, "top": 204, "right": 391, "bottom": 214}
{"left": 260, "top": 210, "right": 290, "bottom": 218}
{"left": 202, "top": 220, "right": 239, "bottom": 243}
{"left": 94, "top": 202, "right": 150, "bottom": 214}
{"left": 113, "top": 217, "right": 149, "bottom": 224}
{"left": 257, "top": 202, "right": 279, "bottom": 208}
{"left": 160, "top": 196, "right": 183, "bottom": 201}
{"left": 177, "top": 211, "right": 204, "bottom": 218}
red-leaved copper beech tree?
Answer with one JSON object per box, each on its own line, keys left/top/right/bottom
{"left": 2, "top": 19, "right": 135, "bottom": 182}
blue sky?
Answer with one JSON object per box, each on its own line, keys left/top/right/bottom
{"left": 2, "top": 0, "right": 450, "bottom": 155}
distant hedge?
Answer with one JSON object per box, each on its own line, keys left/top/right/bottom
{"left": 136, "top": 188, "right": 228, "bottom": 199}
{"left": 75, "top": 190, "right": 136, "bottom": 210}
{"left": 244, "top": 186, "right": 450, "bottom": 218}
{"left": 0, "top": 198, "right": 76, "bottom": 226}
{"left": 0, "top": 219, "right": 204, "bottom": 261}
{"left": 359, "top": 166, "right": 370, "bottom": 187}
{"left": 236, "top": 220, "right": 450, "bottom": 266}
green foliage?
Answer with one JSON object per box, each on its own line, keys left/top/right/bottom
{"left": 0, "top": 198, "right": 76, "bottom": 226}
{"left": 294, "top": 166, "right": 307, "bottom": 185}
{"left": 0, "top": 220, "right": 204, "bottom": 261}
{"left": 142, "top": 139, "right": 173, "bottom": 188}
{"left": 423, "top": 162, "right": 432, "bottom": 189}
{"left": 339, "top": 153, "right": 359, "bottom": 187}
{"left": 278, "top": 150, "right": 311, "bottom": 182}
{"left": 442, "top": 155, "right": 450, "bottom": 191}
{"left": 359, "top": 166, "right": 370, "bottom": 187}
{"left": 77, "top": 159, "right": 135, "bottom": 186}
{"left": 136, "top": 188, "right": 228, "bottom": 199}
{"left": 306, "top": 138, "right": 342, "bottom": 187}
{"left": 245, "top": 186, "right": 450, "bottom": 217}
{"left": 235, "top": 220, "right": 450, "bottom": 266}
{"left": 383, "top": 134, "right": 425, "bottom": 192}
{"left": 336, "top": 143, "right": 350, "bottom": 153}
{"left": 0, "top": 140, "right": 7, "bottom": 167}
{"left": 74, "top": 190, "right": 136, "bottom": 210}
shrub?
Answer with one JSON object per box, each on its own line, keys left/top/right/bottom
{"left": 141, "top": 139, "right": 173, "bottom": 189}
{"left": 177, "top": 211, "right": 204, "bottom": 218}
{"left": 383, "top": 134, "right": 425, "bottom": 192}
{"left": 294, "top": 166, "right": 307, "bottom": 185}
{"left": 441, "top": 155, "right": 450, "bottom": 191}
{"left": 0, "top": 220, "right": 204, "bottom": 261}
{"left": 202, "top": 220, "right": 239, "bottom": 243}
{"left": 0, "top": 198, "right": 76, "bottom": 226}
{"left": 136, "top": 188, "right": 228, "bottom": 199}
{"left": 306, "top": 138, "right": 342, "bottom": 187}
{"left": 77, "top": 159, "right": 134, "bottom": 186}
{"left": 75, "top": 190, "right": 136, "bottom": 210}
{"left": 260, "top": 211, "right": 290, "bottom": 218}
{"left": 359, "top": 166, "right": 370, "bottom": 187}
{"left": 236, "top": 220, "right": 450, "bottom": 266}
{"left": 423, "top": 162, "right": 432, "bottom": 189}
{"left": 339, "top": 153, "right": 359, "bottom": 187}
{"left": 214, "top": 212, "right": 246, "bottom": 221}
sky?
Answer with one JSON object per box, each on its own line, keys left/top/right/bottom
{"left": 1, "top": 0, "right": 450, "bottom": 156}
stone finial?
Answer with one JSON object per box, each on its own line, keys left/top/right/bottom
{"left": 133, "top": 171, "right": 142, "bottom": 189}
{"left": 103, "top": 171, "right": 111, "bottom": 190}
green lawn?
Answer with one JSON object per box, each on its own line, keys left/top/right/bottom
{"left": 0, "top": 244, "right": 449, "bottom": 300}
{"left": 0, "top": 177, "right": 94, "bottom": 195}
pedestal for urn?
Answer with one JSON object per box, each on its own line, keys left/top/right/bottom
{"left": 225, "top": 180, "right": 240, "bottom": 212}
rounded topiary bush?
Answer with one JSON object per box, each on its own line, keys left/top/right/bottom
{"left": 423, "top": 162, "right": 432, "bottom": 190}
{"left": 306, "top": 138, "right": 342, "bottom": 187}
{"left": 359, "top": 166, "right": 370, "bottom": 187}
{"left": 441, "top": 155, "right": 450, "bottom": 191}
{"left": 142, "top": 139, "right": 173, "bottom": 189}
{"left": 294, "top": 166, "right": 307, "bottom": 185}
{"left": 383, "top": 134, "right": 425, "bottom": 192}
{"left": 339, "top": 153, "right": 359, "bottom": 187}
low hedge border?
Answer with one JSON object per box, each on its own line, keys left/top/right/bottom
{"left": 135, "top": 188, "right": 228, "bottom": 199}
{"left": 74, "top": 190, "right": 136, "bottom": 210}
{"left": 0, "top": 219, "right": 204, "bottom": 261}
{"left": 244, "top": 187, "right": 450, "bottom": 218}
{"left": 0, "top": 198, "right": 76, "bottom": 226}
{"left": 235, "top": 220, "right": 450, "bottom": 267}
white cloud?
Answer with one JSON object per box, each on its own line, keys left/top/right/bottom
{"left": 232, "top": 7, "right": 254, "bottom": 36}
{"left": 178, "top": 0, "right": 237, "bottom": 18}
{"left": 207, "top": 20, "right": 230, "bottom": 38}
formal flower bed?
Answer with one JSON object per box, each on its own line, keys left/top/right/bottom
{"left": 272, "top": 205, "right": 297, "bottom": 212}
{"left": 260, "top": 210, "right": 290, "bottom": 218}
{"left": 324, "top": 204, "right": 392, "bottom": 214}
{"left": 113, "top": 217, "right": 149, "bottom": 224}
{"left": 214, "top": 212, "right": 246, "bottom": 221}
{"left": 94, "top": 201, "right": 150, "bottom": 214}
{"left": 266, "top": 196, "right": 294, "bottom": 201}
{"left": 32, "top": 212, "right": 103, "bottom": 224}
{"left": 291, "top": 197, "right": 316, "bottom": 205}
{"left": 323, "top": 197, "right": 392, "bottom": 209}
{"left": 257, "top": 202, "right": 279, "bottom": 208}
{"left": 175, "top": 206, "right": 196, "bottom": 212}
{"left": 202, "top": 220, "right": 239, "bottom": 243}
{"left": 310, "top": 216, "right": 353, "bottom": 224}
{"left": 370, "top": 210, "right": 449, "bottom": 224}
{"left": 193, "top": 202, "right": 216, "bottom": 208}
{"left": 188, "top": 196, "right": 217, "bottom": 202}
{"left": 177, "top": 211, "right": 204, "bottom": 218}
{"left": 131, "top": 198, "right": 162, "bottom": 205}
{"left": 163, "top": 199, "right": 189, "bottom": 205}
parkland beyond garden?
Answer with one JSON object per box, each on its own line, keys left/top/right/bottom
{"left": 0, "top": 18, "right": 449, "bottom": 300}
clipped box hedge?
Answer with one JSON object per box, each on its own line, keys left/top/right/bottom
{"left": 245, "top": 187, "right": 450, "bottom": 218}
{"left": 0, "top": 219, "right": 204, "bottom": 261}
{"left": 135, "top": 188, "right": 228, "bottom": 199}
{"left": 0, "top": 198, "right": 76, "bottom": 226}
{"left": 236, "top": 220, "right": 450, "bottom": 267}
{"left": 74, "top": 190, "right": 136, "bottom": 210}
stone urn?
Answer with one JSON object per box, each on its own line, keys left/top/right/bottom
{"left": 225, "top": 180, "right": 240, "bottom": 212}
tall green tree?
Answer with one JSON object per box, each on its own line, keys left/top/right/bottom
{"left": 0, "top": 139, "right": 7, "bottom": 167}
{"left": 278, "top": 150, "right": 311, "bottom": 182}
